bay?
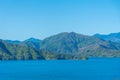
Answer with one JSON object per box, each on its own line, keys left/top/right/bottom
{"left": 0, "top": 58, "right": 120, "bottom": 80}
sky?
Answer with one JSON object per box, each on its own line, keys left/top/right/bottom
{"left": 0, "top": 0, "right": 120, "bottom": 41}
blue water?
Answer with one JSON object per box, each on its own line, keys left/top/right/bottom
{"left": 0, "top": 58, "right": 120, "bottom": 80}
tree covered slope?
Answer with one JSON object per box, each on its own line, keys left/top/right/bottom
{"left": 1, "top": 32, "right": 120, "bottom": 60}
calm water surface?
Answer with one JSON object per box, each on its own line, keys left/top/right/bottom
{"left": 0, "top": 58, "right": 120, "bottom": 80}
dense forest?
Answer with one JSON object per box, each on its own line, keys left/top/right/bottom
{"left": 0, "top": 32, "right": 120, "bottom": 60}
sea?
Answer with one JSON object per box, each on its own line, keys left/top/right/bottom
{"left": 0, "top": 58, "right": 120, "bottom": 80}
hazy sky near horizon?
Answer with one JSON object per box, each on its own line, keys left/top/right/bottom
{"left": 0, "top": 0, "right": 120, "bottom": 40}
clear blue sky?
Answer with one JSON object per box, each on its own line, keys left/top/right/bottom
{"left": 0, "top": 0, "right": 120, "bottom": 40}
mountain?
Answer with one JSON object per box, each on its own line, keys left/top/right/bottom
{"left": 0, "top": 40, "right": 45, "bottom": 60}
{"left": 0, "top": 39, "right": 82, "bottom": 60}
{"left": 24, "top": 37, "right": 41, "bottom": 43}
{"left": 94, "top": 32, "right": 120, "bottom": 43}
{"left": 78, "top": 43, "right": 120, "bottom": 57}
{"left": 41, "top": 32, "right": 100, "bottom": 54}
{"left": 0, "top": 40, "right": 12, "bottom": 60}
{"left": 21, "top": 38, "right": 41, "bottom": 49}
{"left": 6, "top": 38, "right": 41, "bottom": 49}
{"left": 40, "top": 32, "right": 120, "bottom": 57}
{"left": 6, "top": 40, "right": 21, "bottom": 44}
{"left": 1, "top": 32, "right": 120, "bottom": 60}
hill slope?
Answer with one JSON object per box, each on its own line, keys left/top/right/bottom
{"left": 94, "top": 32, "right": 120, "bottom": 43}
{"left": 20, "top": 38, "right": 41, "bottom": 49}
{"left": 0, "top": 39, "right": 82, "bottom": 60}
{"left": 1, "top": 32, "right": 120, "bottom": 60}
{"left": 40, "top": 32, "right": 120, "bottom": 57}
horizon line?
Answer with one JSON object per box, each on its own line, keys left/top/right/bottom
{"left": 0, "top": 31, "right": 120, "bottom": 41}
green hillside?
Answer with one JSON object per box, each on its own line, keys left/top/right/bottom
{"left": 1, "top": 32, "right": 120, "bottom": 60}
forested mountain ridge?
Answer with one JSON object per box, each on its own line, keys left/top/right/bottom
{"left": 94, "top": 32, "right": 120, "bottom": 43}
{"left": 1, "top": 32, "right": 120, "bottom": 60}
{"left": 0, "top": 38, "right": 83, "bottom": 60}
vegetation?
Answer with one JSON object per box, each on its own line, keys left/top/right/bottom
{"left": 94, "top": 32, "right": 120, "bottom": 43}
{"left": 1, "top": 32, "right": 120, "bottom": 60}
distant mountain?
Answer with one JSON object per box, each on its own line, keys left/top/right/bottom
{"left": 78, "top": 43, "right": 120, "bottom": 57}
{"left": 94, "top": 32, "right": 120, "bottom": 43}
{"left": 21, "top": 38, "right": 41, "bottom": 49}
{"left": 24, "top": 38, "right": 41, "bottom": 43}
{"left": 0, "top": 39, "right": 82, "bottom": 60}
{"left": 1, "top": 32, "right": 120, "bottom": 60}
{"left": 0, "top": 40, "right": 12, "bottom": 60}
{"left": 6, "top": 38, "right": 41, "bottom": 49}
{"left": 40, "top": 32, "right": 120, "bottom": 57}
{"left": 6, "top": 40, "right": 21, "bottom": 44}
{"left": 40, "top": 32, "right": 100, "bottom": 54}
{"left": 0, "top": 40, "right": 45, "bottom": 60}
